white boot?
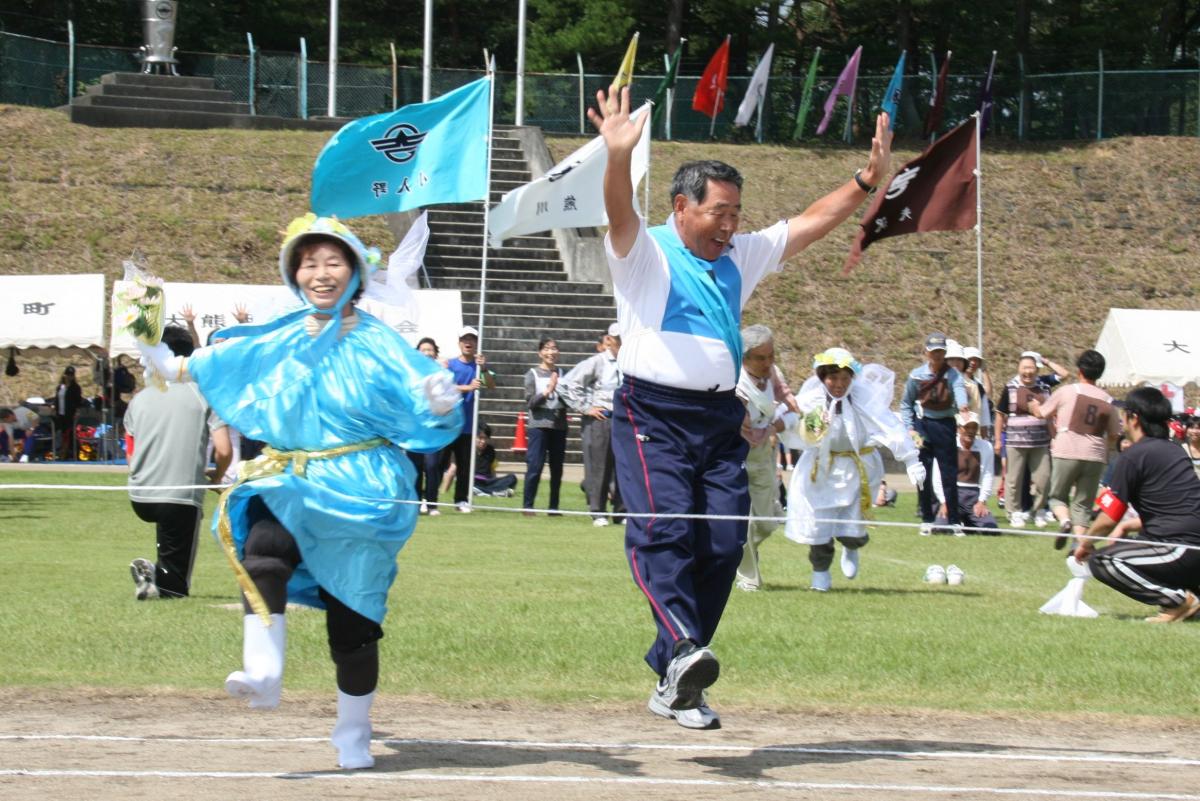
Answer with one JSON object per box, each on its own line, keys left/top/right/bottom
{"left": 225, "top": 613, "right": 286, "bottom": 709}
{"left": 840, "top": 547, "right": 860, "bottom": 579}
{"left": 331, "top": 690, "right": 376, "bottom": 769}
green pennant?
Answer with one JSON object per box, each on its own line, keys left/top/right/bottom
{"left": 651, "top": 43, "right": 684, "bottom": 135}
{"left": 792, "top": 47, "right": 821, "bottom": 140}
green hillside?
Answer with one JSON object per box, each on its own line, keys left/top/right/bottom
{"left": 2, "top": 104, "right": 1197, "bottom": 403}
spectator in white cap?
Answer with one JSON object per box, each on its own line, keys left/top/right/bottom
{"left": 946, "top": 340, "right": 992, "bottom": 438}
{"left": 561, "top": 323, "right": 625, "bottom": 525}
{"left": 993, "top": 350, "right": 1067, "bottom": 528}
{"left": 732, "top": 324, "right": 798, "bottom": 591}
{"left": 961, "top": 345, "right": 993, "bottom": 439}
{"left": 445, "top": 326, "right": 496, "bottom": 512}
{"left": 932, "top": 411, "right": 998, "bottom": 533}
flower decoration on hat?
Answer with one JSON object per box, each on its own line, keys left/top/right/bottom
{"left": 812, "top": 347, "right": 863, "bottom": 375}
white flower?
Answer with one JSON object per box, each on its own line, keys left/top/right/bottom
{"left": 118, "top": 308, "right": 140, "bottom": 328}
{"left": 121, "top": 284, "right": 147, "bottom": 301}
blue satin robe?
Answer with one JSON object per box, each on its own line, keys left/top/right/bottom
{"left": 187, "top": 309, "right": 462, "bottom": 623}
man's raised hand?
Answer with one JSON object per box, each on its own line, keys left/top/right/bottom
{"left": 859, "top": 111, "right": 894, "bottom": 188}
{"left": 586, "top": 85, "right": 647, "bottom": 156}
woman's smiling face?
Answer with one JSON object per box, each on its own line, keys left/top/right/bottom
{"left": 294, "top": 241, "right": 353, "bottom": 310}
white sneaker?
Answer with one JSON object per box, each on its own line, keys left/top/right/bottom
{"left": 456, "top": 502, "right": 471, "bottom": 514}
{"left": 946, "top": 565, "right": 965, "bottom": 586}
{"left": 811, "top": 570, "right": 832, "bottom": 592}
{"left": 1009, "top": 512, "right": 1027, "bottom": 529}
{"left": 735, "top": 578, "right": 759, "bottom": 592}
{"left": 18, "top": 454, "right": 29, "bottom": 463}
{"left": 418, "top": 502, "right": 428, "bottom": 514}
{"left": 428, "top": 508, "right": 441, "bottom": 517}
{"left": 1034, "top": 510, "right": 1051, "bottom": 529}
{"left": 919, "top": 523, "right": 933, "bottom": 536}
{"left": 950, "top": 524, "right": 966, "bottom": 538}
{"left": 840, "top": 548, "right": 860, "bottom": 579}
{"left": 924, "top": 565, "right": 947, "bottom": 584}
{"left": 658, "top": 643, "right": 720, "bottom": 710}
{"left": 592, "top": 516, "right": 610, "bottom": 527}
{"left": 648, "top": 684, "right": 720, "bottom": 730}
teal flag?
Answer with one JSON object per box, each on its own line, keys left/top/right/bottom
{"left": 311, "top": 77, "right": 491, "bottom": 219}
{"left": 792, "top": 47, "right": 821, "bottom": 140}
{"left": 880, "top": 51, "right": 906, "bottom": 131}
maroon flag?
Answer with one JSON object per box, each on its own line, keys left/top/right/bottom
{"left": 844, "top": 117, "right": 977, "bottom": 273}
{"left": 923, "top": 50, "right": 951, "bottom": 138}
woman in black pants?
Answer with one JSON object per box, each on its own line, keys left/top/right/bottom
{"left": 522, "top": 337, "right": 568, "bottom": 515}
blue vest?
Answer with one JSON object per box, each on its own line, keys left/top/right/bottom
{"left": 647, "top": 224, "right": 743, "bottom": 381}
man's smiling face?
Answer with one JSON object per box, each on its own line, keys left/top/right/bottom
{"left": 674, "top": 179, "right": 741, "bottom": 262}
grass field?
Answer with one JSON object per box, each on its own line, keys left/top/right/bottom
{"left": 2, "top": 468, "right": 1197, "bottom": 721}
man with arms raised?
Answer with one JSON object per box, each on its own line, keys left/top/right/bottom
{"left": 588, "top": 86, "right": 892, "bottom": 729}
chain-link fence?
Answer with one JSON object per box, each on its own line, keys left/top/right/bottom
{"left": 3, "top": 30, "right": 1197, "bottom": 142}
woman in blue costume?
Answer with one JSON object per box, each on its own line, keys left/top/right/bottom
{"left": 134, "top": 214, "right": 462, "bottom": 769}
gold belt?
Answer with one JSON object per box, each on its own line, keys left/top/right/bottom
{"left": 811, "top": 446, "right": 876, "bottom": 522}
{"left": 215, "top": 437, "right": 389, "bottom": 625}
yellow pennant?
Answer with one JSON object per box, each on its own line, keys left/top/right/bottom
{"left": 611, "top": 32, "right": 640, "bottom": 92}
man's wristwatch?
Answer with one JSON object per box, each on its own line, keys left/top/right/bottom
{"left": 853, "top": 169, "right": 875, "bottom": 193}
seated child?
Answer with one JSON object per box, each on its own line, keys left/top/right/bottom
{"left": 473, "top": 422, "right": 517, "bottom": 497}
{"left": 933, "top": 411, "right": 999, "bottom": 533}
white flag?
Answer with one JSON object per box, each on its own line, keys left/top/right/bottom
{"left": 359, "top": 211, "right": 430, "bottom": 323}
{"left": 734, "top": 44, "right": 774, "bottom": 127}
{"left": 487, "top": 103, "right": 651, "bottom": 248}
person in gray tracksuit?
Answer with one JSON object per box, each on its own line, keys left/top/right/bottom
{"left": 561, "top": 323, "right": 624, "bottom": 526}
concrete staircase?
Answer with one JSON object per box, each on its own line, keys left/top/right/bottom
{"left": 424, "top": 127, "right": 616, "bottom": 462}
{"left": 69, "top": 72, "right": 343, "bottom": 130}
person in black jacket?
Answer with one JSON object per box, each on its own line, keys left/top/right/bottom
{"left": 1076, "top": 387, "right": 1200, "bottom": 623}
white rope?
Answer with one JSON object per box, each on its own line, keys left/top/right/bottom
{"left": 1, "top": 481, "right": 1193, "bottom": 552}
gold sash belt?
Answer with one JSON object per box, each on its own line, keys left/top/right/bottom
{"left": 215, "top": 437, "right": 389, "bottom": 625}
{"left": 810, "top": 446, "right": 877, "bottom": 522}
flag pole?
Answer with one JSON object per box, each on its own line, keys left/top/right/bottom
{"left": 663, "top": 53, "right": 672, "bottom": 140}
{"left": 643, "top": 106, "right": 651, "bottom": 220}
{"left": 710, "top": 89, "right": 720, "bottom": 138}
{"left": 928, "top": 51, "right": 937, "bottom": 146}
{"left": 468, "top": 61, "right": 497, "bottom": 503}
{"left": 972, "top": 111, "right": 984, "bottom": 350}
{"left": 754, "top": 70, "right": 767, "bottom": 143}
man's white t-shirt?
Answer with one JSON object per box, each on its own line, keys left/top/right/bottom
{"left": 604, "top": 217, "right": 789, "bottom": 392}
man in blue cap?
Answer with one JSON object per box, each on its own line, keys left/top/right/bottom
{"left": 900, "top": 332, "right": 971, "bottom": 535}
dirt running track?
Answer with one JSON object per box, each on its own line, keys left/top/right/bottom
{"left": 1, "top": 689, "right": 1198, "bottom": 801}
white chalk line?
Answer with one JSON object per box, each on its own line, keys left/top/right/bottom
{"left": 0, "top": 481, "right": 1165, "bottom": 549}
{"left": 4, "top": 732, "right": 1199, "bottom": 768}
{"left": 0, "top": 767, "right": 1196, "bottom": 799}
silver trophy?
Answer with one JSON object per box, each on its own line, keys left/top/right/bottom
{"left": 138, "top": 0, "right": 180, "bottom": 75}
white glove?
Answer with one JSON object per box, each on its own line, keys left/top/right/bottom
{"left": 905, "top": 460, "right": 927, "bottom": 490}
{"left": 778, "top": 411, "right": 799, "bottom": 431}
{"left": 136, "top": 341, "right": 186, "bottom": 382}
{"left": 423, "top": 371, "right": 459, "bottom": 416}
{"left": 772, "top": 403, "right": 789, "bottom": 422}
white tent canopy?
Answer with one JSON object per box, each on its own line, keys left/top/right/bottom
{"left": 1095, "top": 308, "right": 1200, "bottom": 388}
{"left": 0, "top": 274, "right": 106, "bottom": 349}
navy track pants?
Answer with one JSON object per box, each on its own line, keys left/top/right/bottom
{"left": 612, "top": 376, "right": 749, "bottom": 677}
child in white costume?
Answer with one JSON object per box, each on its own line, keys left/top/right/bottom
{"left": 781, "top": 348, "right": 926, "bottom": 590}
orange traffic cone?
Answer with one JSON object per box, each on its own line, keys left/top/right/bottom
{"left": 512, "top": 412, "right": 528, "bottom": 453}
